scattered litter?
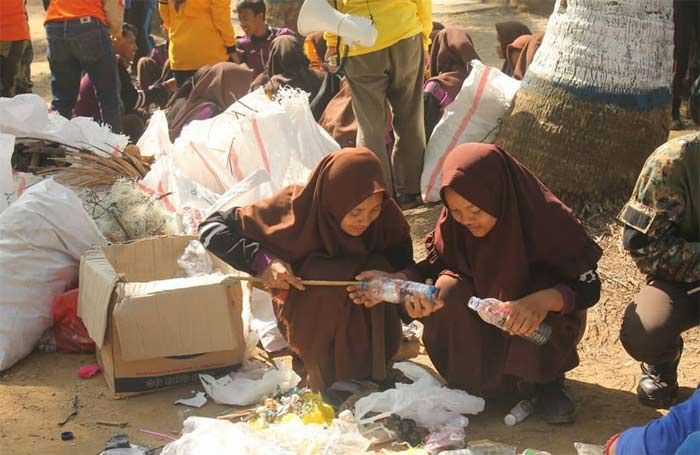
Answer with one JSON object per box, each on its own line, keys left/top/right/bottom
{"left": 175, "top": 391, "right": 208, "bottom": 408}
{"left": 178, "top": 240, "right": 218, "bottom": 277}
{"left": 504, "top": 399, "right": 535, "bottom": 426}
{"left": 95, "top": 421, "right": 129, "bottom": 429}
{"left": 574, "top": 442, "right": 604, "bottom": 455}
{"left": 58, "top": 395, "right": 79, "bottom": 427}
{"left": 200, "top": 359, "right": 301, "bottom": 406}
{"left": 139, "top": 429, "right": 178, "bottom": 442}
{"left": 99, "top": 433, "right": 150, "bottom": 455}
{"left": 161, "top": 412, "right": 371, "bottom": 455}
{"left": 402, "top": 321, "right": 423, "bottom": 340}
{"left": 0, "top": 134, "right": 15, "bottom": 214}
{"left": 425, "top": 415, "right": 468, "bottom": 453}
{"left": 354, "top": 362, "right": 485, "bottom": 430}
{"left": 521, "top": 450, "right": 551, "bottom": 455}
{"left": 462, "top": 440, "right": 517, "bottom": 455}
{"left": 77, "top": 363, "right": 102, "bottom": 379}
{"left": 61, "top": 431, "right": 74, "bottom": 441}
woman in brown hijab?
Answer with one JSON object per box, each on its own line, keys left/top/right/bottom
{"left": 414, "top": 143, "right": 602, "bottom": 424}
{"left": 511, "top": 32, "right": 544, "bottom": 80}
{"left": 166, "top": 62, "right": 254, "bottom": 141}
{"left": 424, "top": 27, "right": 481, "bottom": 139}
{"left": 250, "top": 35, "right": 323, "bottom": 99}
{"left": 199, "top": 148, "right": 417, "bottom": 390}
{"left": 495, "top": 21, "right": 532, "bottom": 76}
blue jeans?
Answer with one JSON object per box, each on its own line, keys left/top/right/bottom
{"left": 45, "top": 18, "right": 121, "bottom": 132}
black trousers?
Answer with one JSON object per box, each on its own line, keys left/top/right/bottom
{"left": 672, "top": 0, "right": 700, "bottom": 117}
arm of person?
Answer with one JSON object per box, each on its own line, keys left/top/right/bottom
{"left": 104, "top": 0, "right": 125, "bottom": 38}
{"left": 210, "top": 0, "right": 237, "bottom": 55}
{"left": 610, "top": 389, "right": 700, "bottom": 455}
{"left": 158, "top": 0, "right": 171, "bottom": 31}
{"left": 413, "top": 0, "right": 433, "bottom": 51}
{"left": 623, "top": 223, "right": 700, "bottom": 283}
{"left": 199, "top": 209, "right": 303, "bottom": 290}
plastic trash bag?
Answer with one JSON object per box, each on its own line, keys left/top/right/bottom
{"left": 0, "top": 179, "right": 107, "bottom": 370}
{"left": 178, "top": 240, "right": 218, "bottom": 277}
{"left": 421, "top": 61, "right": 520, "bottom": 203}
{"left": 52, "top": 288, "right": 95, "bottom": 353}
{"left": 162, "top": 412, "right": 371, "bottom": 455}
{"left": 200, "top": 359, "right": 301, "bottom": 406}
{"left": 354, "top": 362, "right": 485, "bottom": 431}
{"left": 425, "top": 415, "right": 467, "bottom": 453}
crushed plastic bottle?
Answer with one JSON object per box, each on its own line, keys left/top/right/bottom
{"left": 467, "top": 297, "right": 552, "bottom": 345}
{"left": 361, "top": 278, "right": 439, "bottom": 304}
{"left": 504, "top": 400, "right": 534, "bottom": 426}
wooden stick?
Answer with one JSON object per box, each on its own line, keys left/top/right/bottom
{"left": 688, "top": 286, "right": 700, "bottom": 296}
{"left": 222, "top": 275, "right": 359, "bottom": 287}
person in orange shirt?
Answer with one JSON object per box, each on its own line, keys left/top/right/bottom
{"left": 0, "top": 0, "right": 31, "bottom": 97}
{"left": 158, "top": 0, "right": 237, "bottom": 87}
{"left": 44, "top": 0, "right": 124, "bottom": 132}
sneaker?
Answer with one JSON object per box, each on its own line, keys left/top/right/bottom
{"left": 396, "top": 194, "right": 422, "bottom": 210}
{"left": 637, "top": 340, "right": 682, "bottom": 408}
{"left": 536, "top": 378, "right": 575, "bottom": 424}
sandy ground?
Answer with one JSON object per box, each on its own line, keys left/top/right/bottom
{"left": 3, "top": 1, "right": 699, "bottom": 454}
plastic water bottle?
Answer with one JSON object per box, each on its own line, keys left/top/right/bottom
{"left": 360, "top": 278, "right": 439, "bottom": 304}
{"left": 467, "top": 297, "right": 552, "bottom": 345}
{"left": 504, "top": 399, "right": 534, "bottom": 426}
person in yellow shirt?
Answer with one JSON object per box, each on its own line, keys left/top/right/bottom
{"left": 325, "top": 0, "right": 432, "bottom": 209}
{"left": 158, "top": 0, "right": 237, "bottom": 87}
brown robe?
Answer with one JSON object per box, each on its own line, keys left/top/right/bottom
{"left": 495, "top": 21, "right": 532, "bottom": 76}
{"left": 421, "top": 143, "right": 602, "bottom": 396}
{"left": 233, "top": 148, "right": 413, "bottom": 390}
{"left": 512, "top": 33, "right": 544, "bottom": 81}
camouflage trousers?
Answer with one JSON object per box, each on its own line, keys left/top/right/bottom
{"left": 0, "top": 40, "right": 31, "bottom": 97}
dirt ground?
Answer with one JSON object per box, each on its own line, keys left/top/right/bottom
{"left": 2, "top": 1, "right": 699, "bottom": 454}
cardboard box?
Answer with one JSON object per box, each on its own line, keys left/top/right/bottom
{"left": 78, "top": 236, "right": 247, "bottom": 397}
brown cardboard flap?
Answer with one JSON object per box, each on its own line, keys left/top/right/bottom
{"left": 113, "top": 275, "right": 242, "bottom": 361}
{"left": 78, "top": 248, "right": 120, "bottom": 348}
{"left": 103, "top": 236, "right": 195, "bottom": 282}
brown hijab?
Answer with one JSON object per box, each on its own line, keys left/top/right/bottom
{"left": 427, "top": 27, "right": 481, "bottom": 100}
{"left": 167, "top": 62, "right": 254, "bottom": 140}
{"left": 319, "top": 79, "right": 358, "bottom": 148}
{"left": 235, "top": 147, "right": 411, "bottom": 263}
{"left": 495, "top": 21, "right": 532, "bottom": 76}
{"left": 512, "top": 32, "right": 544, "bottom": 80}
{"left": 429, "top": 143, "right": 602, "bottom": 301}
{"left": 250, "top": 35, "right": 323, "bottom": 99}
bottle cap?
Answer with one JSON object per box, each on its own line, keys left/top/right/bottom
{"left": 504, "top": 414, "right": 517, "bottom": 426}
{"left": 467, "top": 297, "right": 480, "bottom": 310}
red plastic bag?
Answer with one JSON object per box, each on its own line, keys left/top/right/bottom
{"left": 51, "top": 289, "right": 95, "bottom": 353}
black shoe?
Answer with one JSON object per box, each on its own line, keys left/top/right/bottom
{"left": 396, "top": 194, "right": 421, "bottom": 210}
{"left": 536, "top": 378, "right": 575, "bottom": 424}
{"left": 637, "top": 340, "right": 682, "bottom": 408}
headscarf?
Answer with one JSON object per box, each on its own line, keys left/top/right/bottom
{"left": 429, "top": 143, "right": 602, "bottom": 301}
{"left": 234, "top": 148, "right": 411, "bottom": 262}
{"left": 167, "top": 62, "right": 254, "bottom": 141}
{"left": 250, "top": 35, "right": 323, "bottom": 99}
{"left": 495, "top": 21, "right": 532, "bottom": 76}
{"left": 427, "top": 27, "right": 481, "bottom": 100}
{"left": 429, "top": 21, "right": 446, "bottom": 51}
{"left": 319, "top": 79, "right": 358, "bottom": 147}
{"left": 512, "top": 33, "right": 544, "bottom": 80}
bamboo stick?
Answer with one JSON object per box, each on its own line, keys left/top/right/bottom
{"left": 221, "top": 275, "right": 359, "bottom": 287}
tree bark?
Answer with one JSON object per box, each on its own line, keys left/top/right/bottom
{"left": 265, "top": 0, "right": 304, "bottom": 32}
{"left": 495, "top": 0, "right": 673, "bottom": 202}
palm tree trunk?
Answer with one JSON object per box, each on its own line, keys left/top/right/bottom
{"left": 266, "top": 0, "right": 304, "bottom": 32}
{"left": 495, "top": 0, "right": 673, "bottom": 202}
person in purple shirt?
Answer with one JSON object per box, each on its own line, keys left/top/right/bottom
{"left": 235, "top": 0, "right": 294, "bottom": 78}
{"left": 605, "top": 388, "right": 700, "bottom": 455}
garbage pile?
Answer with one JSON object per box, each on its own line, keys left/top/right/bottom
{"left": 0, "top": 87, "right": 339, "bottom": 373}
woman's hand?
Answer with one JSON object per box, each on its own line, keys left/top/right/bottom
{"left": 347, "top": 270, "right": 401, "bottom": 308}
{"left": 260, "top": 259, "right": 305, "bottom": 291}
{"left": 325, "top": 46, "right": 339, "bottom": 67}
{"left": 502, "top": 288, "right": 565, "bottom": 336}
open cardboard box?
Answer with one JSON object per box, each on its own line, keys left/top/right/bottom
{"left": 78, "top": 236, "right": 248, "bottom": 397}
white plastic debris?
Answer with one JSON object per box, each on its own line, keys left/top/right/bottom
{"left": 161, "top": 413, "right": 371, "bottom": 455}
{"left": 200, "top": 359, "right": 301, "bottom": 406}
{"left": 178, "top": 240, "right": 218, "bottom": 277}
{"left": 354, "top": 362, "right": 485, "bottom": 431}
{"left": 175, "top": 391, "right": 208, "bottom": 408}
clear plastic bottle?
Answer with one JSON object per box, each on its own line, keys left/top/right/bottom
{"left": 360, "top": 278, "right": 439, "bottom": 304}
{"left": 504, "top": 399, "right": 534, "bottom": 426}
{"left": 467, "top": 297, "right": 552, "bottom": 345}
